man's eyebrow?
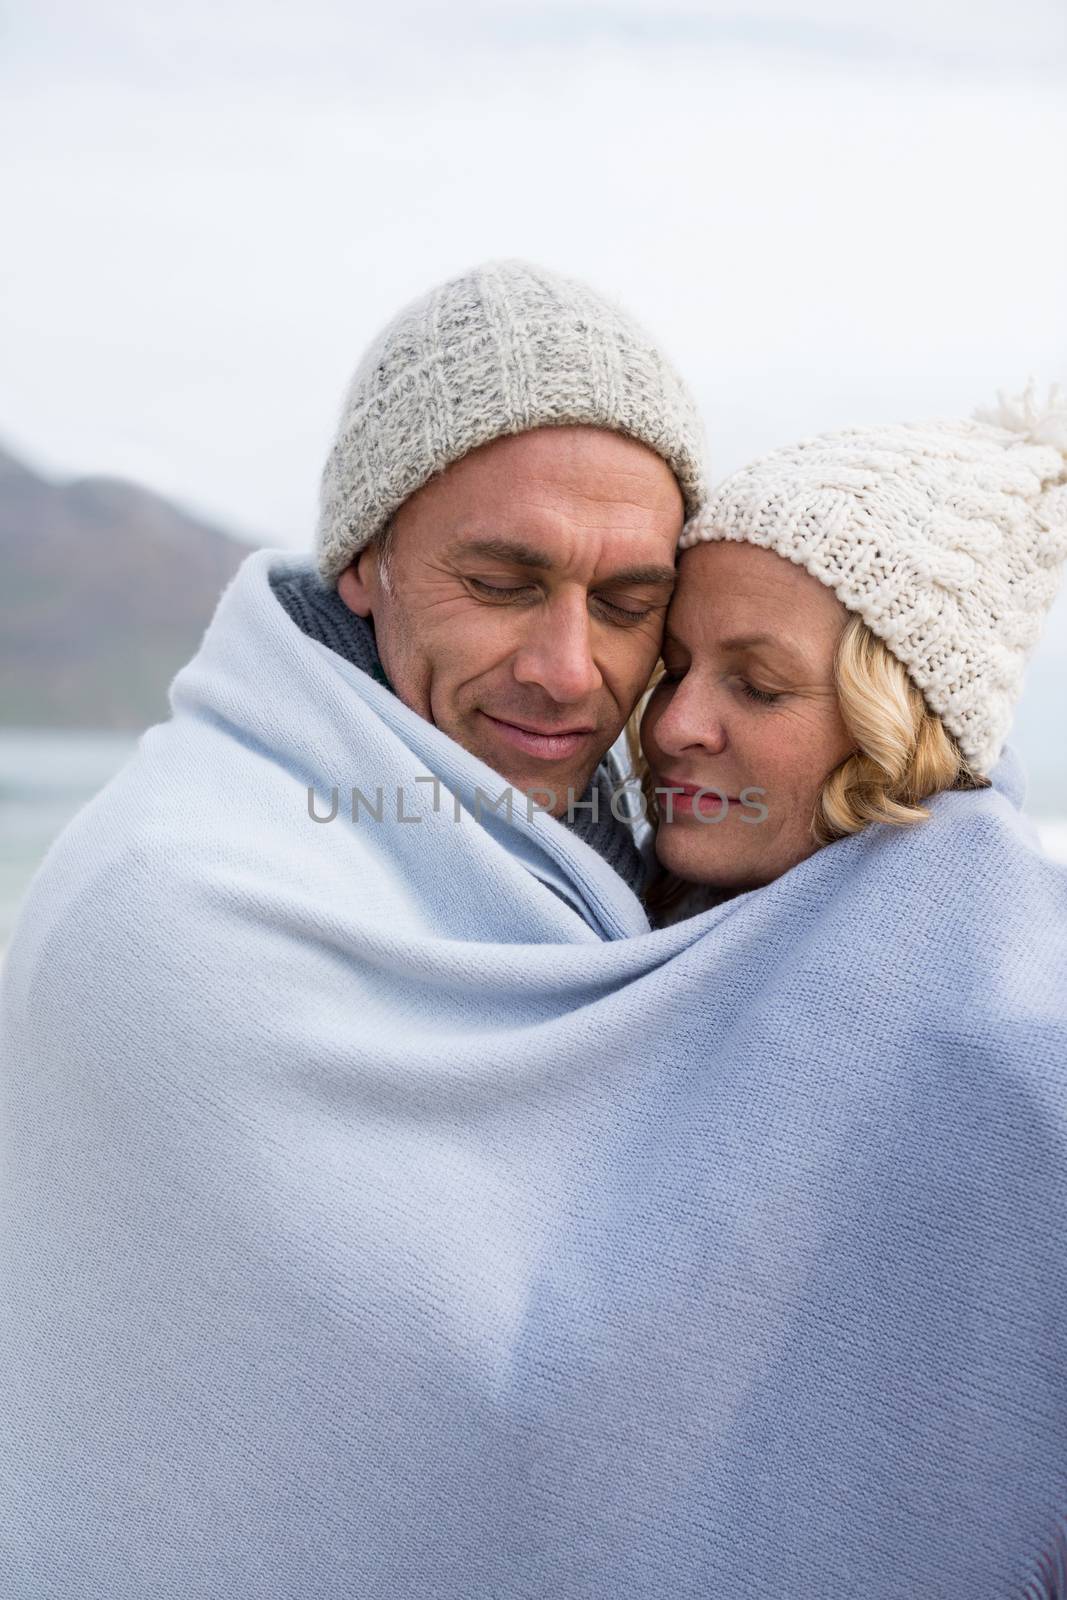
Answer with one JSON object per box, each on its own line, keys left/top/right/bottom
{"left": 447, "top": 537, "right": 555, "bottom": 570}
{"left": 598, "top": 565, "right": 677, "bottom": 589}
{"left": 448, "top": 538, "right": 676, "bottom": 589}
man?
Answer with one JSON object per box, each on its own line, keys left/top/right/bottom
{"left": 0, "top": 260, "right": 711, "bottom": 1597}
{"left": 270, "top": 257, "right": 706, "bottom": 896}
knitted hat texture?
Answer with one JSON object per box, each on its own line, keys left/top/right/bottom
{"left": 678, "top": 383, "right": 1067, "bottom": 776}
{"left": 316, "top": 259, "right": 707, "bottom": 585}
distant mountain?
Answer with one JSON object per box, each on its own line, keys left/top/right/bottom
{"left": 0, "top": 441, "right": 256, "bottom": 730}
{"left": 0, "top": 435, "right": 1063, "bottom": 806}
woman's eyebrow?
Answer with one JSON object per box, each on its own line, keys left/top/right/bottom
{"left": 718, "top": 632, "right": 809, "bottom": 668}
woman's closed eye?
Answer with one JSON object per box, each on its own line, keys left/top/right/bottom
{"left": 738, "top": 679, "right": 781, "bottom": 705}
{"left": 657, "top": 664, "right": 782, "bottom": 704}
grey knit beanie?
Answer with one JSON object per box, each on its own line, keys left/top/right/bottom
{"left": 679, "top": 382, "right": 1067, "bottom": 777}
{"left": 315, "top": 259, "right": 708, "bottom": 585}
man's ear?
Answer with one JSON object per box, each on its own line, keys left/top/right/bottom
{"left": 336, "top": 547, "right": 377, "bottom": 618}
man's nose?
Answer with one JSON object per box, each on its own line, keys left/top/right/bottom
{"left": 512, "top": 595, "right": 603, "bottom": 704}
{"left": 654, "top": 674, "right": 728, "bottom": 756}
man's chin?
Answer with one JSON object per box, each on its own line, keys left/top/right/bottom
{"left": 449, "top": 713, "right": 610, "bottom": 815}
{"left": 460, "top": 739, "right": 604, "bottom": 818}
{"left": 483, "top": 757, "right": 602, "bottom": 814}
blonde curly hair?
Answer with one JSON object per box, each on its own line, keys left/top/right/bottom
{"left": 627, "top": 614, "right": 991, "bottom": 916}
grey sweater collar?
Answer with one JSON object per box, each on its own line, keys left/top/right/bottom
{"left": 269, "top": 566, "right": 647, "bottom": 899}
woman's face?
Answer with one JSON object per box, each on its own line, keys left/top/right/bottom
{"left": 641, "top": 540, "right": 856, "bottom": 893}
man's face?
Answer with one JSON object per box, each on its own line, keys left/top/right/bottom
{"left": 337, "top": 426, "right": 684, "bottom": 815}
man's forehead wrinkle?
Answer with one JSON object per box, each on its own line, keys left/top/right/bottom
{"left": 539, "top": 476, "right": 682, "bottom": 510}
{"left": 508, "top": 479, "right": 682, "bottom": 515}
{"left": 442, "top": 535, "right": 676, "bottom": 589}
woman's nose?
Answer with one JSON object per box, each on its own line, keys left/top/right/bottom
{"left": 653, "top": 676, "right": 728, "bottom": 756}
{"left": 512, "top": 597, "right": 603, "bottom": 704}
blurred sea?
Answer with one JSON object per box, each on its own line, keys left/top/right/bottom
{"left": 1, "top": 726, "right": 1066, "bottom": 952}
{"left": 0, "top": 730, "right": 139, "bottom": 950}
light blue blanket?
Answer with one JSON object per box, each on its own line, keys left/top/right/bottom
{"left": 3, "top": 549, "right": 1066, "bottom": 1599}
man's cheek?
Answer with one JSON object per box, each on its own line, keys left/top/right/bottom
{"left": 448, "top": 620, "right": 530, "bottom": 690}
{"left": 610, "top": 633, "right": 663, "bottom": 698}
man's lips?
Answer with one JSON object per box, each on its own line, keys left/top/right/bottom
{"left": 479, "top": 711, "right": 597, "bottom": 762}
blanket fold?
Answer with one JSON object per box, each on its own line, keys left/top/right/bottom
{"left": 2, "top": 548, "right": 1066, "bottom": 1600}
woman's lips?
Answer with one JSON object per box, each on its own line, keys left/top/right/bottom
{"left": 670, "top": 793, "right": 740, "bottom": 817}
{"left": 480, "top": 712, "right": 596, "bottom": 762}
{"left": 655, "top": 777, "right": 742, "bottom": 817}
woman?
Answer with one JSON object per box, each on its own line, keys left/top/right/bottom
{"left": 637, "top": 383, "right": 1067, "bottom": 920}
{"left": 598, "top": 391, "right": 1067, "bottom": 1594}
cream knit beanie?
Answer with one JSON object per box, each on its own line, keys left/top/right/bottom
{"left": 678, "top": 383, "right": 1067, "bottom": 777}
{"left": 316, "top": 259, "right": 707, "bottom": 585}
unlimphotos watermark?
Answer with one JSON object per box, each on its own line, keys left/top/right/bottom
{"left": 306, "top": 777, "right": 770, "bottom": 826}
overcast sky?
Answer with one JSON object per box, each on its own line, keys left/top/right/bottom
{"left": 3, "top": 0, "right": 1066, "bottom": 557}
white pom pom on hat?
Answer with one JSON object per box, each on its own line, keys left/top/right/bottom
{"left": 974, "top": 379, "right": 1067, "bottom": 454}
{"left": 679, "top": 382, "right": 1067, "bottom": 777}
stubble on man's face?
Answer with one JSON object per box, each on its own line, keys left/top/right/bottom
{"left": 337, "top": 426, "right": 684, "bottom": 814}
